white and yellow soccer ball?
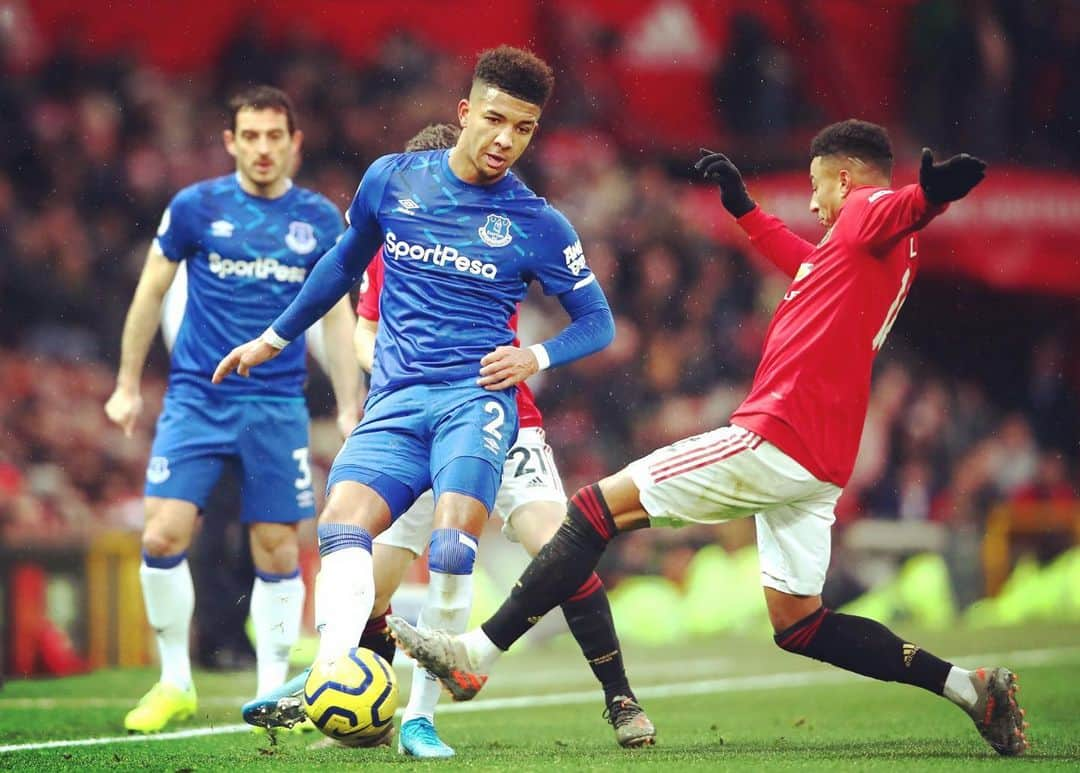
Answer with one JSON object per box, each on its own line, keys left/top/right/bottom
{"left": 303, "top": 647, "right": 399, "bottom": 746}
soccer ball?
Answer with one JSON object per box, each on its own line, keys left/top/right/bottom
{"left": 303, "top": 647, "right": 399, "bottom": 746}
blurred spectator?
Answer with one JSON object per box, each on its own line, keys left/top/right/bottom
{"left": 712, "top": 12, "right": 802, "bottom": 141}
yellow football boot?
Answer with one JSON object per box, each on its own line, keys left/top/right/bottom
{"left": 124, "top": 682, "right": 197, "bottom": 733}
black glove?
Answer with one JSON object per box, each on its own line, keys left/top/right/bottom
{"left": 695, "top": 150, "right": 756, "bottom": 218}
{"left": 918, "top": 148, "right": 987, "bottom": 204}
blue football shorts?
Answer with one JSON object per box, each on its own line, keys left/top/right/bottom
{"left": 144, "top": 392, "right": 315, "bottom": 524}
{"left": 328, "top": 378, "right": 518, "bottom": 518}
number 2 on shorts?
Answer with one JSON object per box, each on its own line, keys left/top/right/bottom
{"left": 482, "top": 401, "right": 505, "bottom": 455}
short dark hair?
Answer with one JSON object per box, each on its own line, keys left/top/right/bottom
{"left": 472, "top": 45, "right": 554, "bottom": 108}
{"left": 228, "top": 85, "right": 296, "bottom": 134}
{"left": 809, "top": 119, "right": 893, "bottom": 176}
{"left": 405, "top": 123, "right": 461, "bottom": 152}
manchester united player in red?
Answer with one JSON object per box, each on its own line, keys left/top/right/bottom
{"left": 390, "top": 120, "right": 1029, "bottom": 757}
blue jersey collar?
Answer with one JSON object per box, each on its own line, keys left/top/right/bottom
{"left": 233, "top": 172, "right": 296, "bottom": 202}
{"left": 439, "top": 149, "right": 517, "bottom": 195}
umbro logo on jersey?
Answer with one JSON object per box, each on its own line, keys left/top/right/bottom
{"left": 285, "top": 221, "right": 317, "bottom": 254}
{"left": 210, "top": 220, "right": 235, "bottom": 238}
{"left": 394, "top": 198, "right": 420, "bottom": 215}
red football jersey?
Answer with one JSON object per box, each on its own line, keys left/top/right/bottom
{"left": 731, "top": 184, "right": 946, "bottom": 486}
{"left": 356, "top": 249, "right": 544, "bottom": 429}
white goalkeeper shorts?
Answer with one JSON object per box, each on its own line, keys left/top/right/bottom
{"left": 375, "top": 427, "right": 567, "bottom": 556}
{"left": 627, "top": 425, "right": 841, "bottom": 596}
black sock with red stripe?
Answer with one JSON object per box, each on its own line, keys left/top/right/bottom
{"left": 775, "top": 607, "right": 951, "bottom": 695}
{"left": 561, "top": 573, "right": 633, "bottom": 704}
{"left": 358, "top": 607, "right": 396, "bottom": 665}
{"left": 482, "top": 484, "right": 617, "bottom": 651}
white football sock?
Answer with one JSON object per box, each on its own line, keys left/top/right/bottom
{"left": 404, "top": 570, "right": 473, "bottom": 723}
{"left": 251, "top": 572, "right": 305, "bottom": 696}
{"left": 140, "top": 558, "right": 194, "bottom": 691}
{"left": 943, "top": 666, "right": 978, "bottom": 709}
{"left": 461, "top": 626, "right": 502, "bottom": 672}
{"left": 314, "top": 547, "right": 374, "bottom": 663}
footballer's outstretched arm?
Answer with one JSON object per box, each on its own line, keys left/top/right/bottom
{"left": 850, "top": 149, "right": 987, "bottom": 250}
{"left": 478, "top": 280, "right": 615, "bottom": 391}
{"left": 697, "top": 151, "right": 811, "bottom": 278}
{"left": 213, "top": 154, "right": 394, "bottom": 383}
{"left": 212, "top": 223, "right": 381, "bottom": 383}
{"left": 105, "top": 244, "right": 180, "bottom": 436}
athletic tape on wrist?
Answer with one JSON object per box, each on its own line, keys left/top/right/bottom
{"left": 261, "top": 327, "right": 290, "bottom": 350}
{"left": 528, "top": 343, "right": 550, "bottom": 371}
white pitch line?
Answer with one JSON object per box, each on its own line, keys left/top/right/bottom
{"left": 1, "top": 643, "right": 1077, "bottom": 754}
{"left": 0, "top": 723, "right": 251, "bottom": 754}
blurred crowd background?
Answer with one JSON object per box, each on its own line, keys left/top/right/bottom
{"left": 2, "top": 0, "right": 1079, "bottom": 662}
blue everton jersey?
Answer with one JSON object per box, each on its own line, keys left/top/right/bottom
{"left": 347, "top": 149, "right": 595, "bottom": 395}
{"left": 155, "top": 174, "right": 343, "bottom": 398}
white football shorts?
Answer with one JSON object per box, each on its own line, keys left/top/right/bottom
{"left": 375, "top": 426, "right": 567, "bottom": 556}
{"left": 627, "top": 425, "right": 841, "bottom": 596}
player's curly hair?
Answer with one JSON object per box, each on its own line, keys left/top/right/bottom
{"left": 405, "top": 123, "right": 461, "bottom": 152}
{"left": 228, "top": 85, "right": 296, "bottom": 134}
{"left": 810, "top": 119, "right": 893, "bottom": 176}
{"left": 472, "top": 45, "right": 555, "bottom": 108}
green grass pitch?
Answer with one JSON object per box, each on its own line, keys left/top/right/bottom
{"left": 2, "top": 623, "right": 1079, "bottom": 770}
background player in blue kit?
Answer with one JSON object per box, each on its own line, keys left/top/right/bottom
{"left": 214, "top": 47, "right": 617, "bottom": 745}
{"left": 105, "top": 86, "right": 360, "bottom": 733}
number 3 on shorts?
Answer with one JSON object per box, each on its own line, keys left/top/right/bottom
{"left": 482, "top": 401, "right": 504, "bottom": 455}
{"left": 292, "top": 447, "right": 312, "bottom": 489}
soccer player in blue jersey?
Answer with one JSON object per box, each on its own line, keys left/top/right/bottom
{"left": 215, "top": 47, "right": 619, "bottom": 748}
{"left": 348, "top": 124, "right": 653, "bottom": 756}
{"left": 105, "top": 86, "right": 360, "bottom": 733}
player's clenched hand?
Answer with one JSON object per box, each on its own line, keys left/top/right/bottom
{"left": 695, "top": 149, "right": 756, "bottom": 218}
{"left": 105, "top": 387, "right": 143, "bottom": 438}
{"left": 212, "top": 338, "right": 282, "bottom": 383}
{"left": 919, "top": 148, "right": 988, "bottom": 204}
{"left": 478, "top": 346, "right": 538, "bottom": 391}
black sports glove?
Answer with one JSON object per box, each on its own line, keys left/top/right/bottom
{"left": 918, "top": 148, "right": 988, "bottom": 204}
{"left": 695, "top": 150, "right": 756, "bottom": 218}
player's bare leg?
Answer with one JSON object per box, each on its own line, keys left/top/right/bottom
{"left": 511, "top": 499, "right": 654, "bottom": 747}
{"left": 390, "top": 469, "right": 649, "bottom": 702}
{"left": 765, "top": 588, "right": 1028, "bottom": 756}
{"left": 126, "top": 497, "right": 199, "bottom": 733}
